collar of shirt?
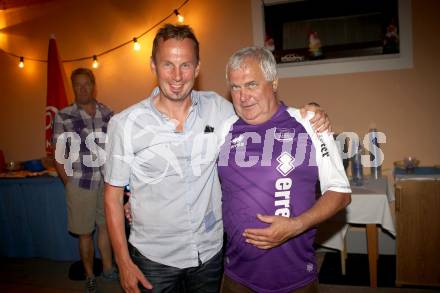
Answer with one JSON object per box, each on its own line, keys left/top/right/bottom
{"left": 70, "top": 100, "right": 112, "bottom": 119}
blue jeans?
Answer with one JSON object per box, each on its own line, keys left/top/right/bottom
{"left": 130, "top": 244, "right": 223, "bottom": 293}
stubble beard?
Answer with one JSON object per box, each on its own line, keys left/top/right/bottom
{"left": 161, "top": 84, "right": 193, "bottom": 103}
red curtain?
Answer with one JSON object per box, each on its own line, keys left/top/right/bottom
{"left": 45, "top": 38, "right": 68, "bottom": 157}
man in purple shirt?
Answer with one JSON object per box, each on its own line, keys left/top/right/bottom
{"left": 218, "top": 47, "right": 352, "bottom": 293}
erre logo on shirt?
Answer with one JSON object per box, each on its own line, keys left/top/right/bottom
{"left": 276, "top": 152, "right": 295, "bottom": 176}
{"left": 274, "top": 177, "right": 292, "bottom": 217}
{"left": 317, "top": 134, "right": 329, "bottom": 158}
{"left": 274, "top": 152, "right": 295, "bottom": 217}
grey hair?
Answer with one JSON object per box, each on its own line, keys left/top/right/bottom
{"left": 226, "top": 46, "right": 278, "bottom": 82}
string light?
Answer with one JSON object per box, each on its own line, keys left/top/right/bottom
{"left": 133, "top": 37, "right": 141, "bottom": 51}
{"left": 92, "top": 55, "right": 99, "bottom": 68}
{"left": 178, "top": 14, "right": 184, "bottom": 23}
{"left": 174, "top": 9, "right": 184, "bottom": 23}
{"left": 3, "top": 0, "right": 190, "bottom": 68}
{"left": 18, "top": 56, "right": 24, "bottom": 68}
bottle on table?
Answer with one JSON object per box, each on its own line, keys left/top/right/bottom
{"left": 351, "top": 145, "right": 364, "bottom": 186}
{"left": 369, "top": 128, "right": 382, "bottom": 179}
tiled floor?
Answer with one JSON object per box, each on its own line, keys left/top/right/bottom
{"left": 0, "top": 256, "right": 438, "bottom": 293}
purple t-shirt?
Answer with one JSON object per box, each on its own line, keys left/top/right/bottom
{"left": 217, "top": 103, "right": 350, "bottom": 293}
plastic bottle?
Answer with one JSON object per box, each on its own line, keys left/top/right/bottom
{"left": 369, "top": 129, "right": 382, "bottom": 179}
{"left": 351, "top": 145, "right": 364, "bottom": 186}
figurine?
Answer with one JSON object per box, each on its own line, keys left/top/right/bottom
{"left": 308, "top": 31, "right": 323, "bottom": 59}
{"left": 383, "top": 20, "right": 399, "bottom": 54}
{"left": 264, "top": 35, "right": 275, "bottom": 52}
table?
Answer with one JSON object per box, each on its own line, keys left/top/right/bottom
{"left": 0, "top": 176, "right": 80, "bottom": 261}
{"left": 316, "top": 176, "right": 396, "bottom": 288}
{"left": 394, "top": 166, "right": 440, "bottom": 180}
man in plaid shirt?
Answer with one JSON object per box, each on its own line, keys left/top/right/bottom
{"left": 53, "top": 68, "right": 116, "bottom": 292}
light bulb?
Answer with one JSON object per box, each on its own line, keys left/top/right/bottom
{"left": 133, "top": 38, "right": 141, "bottom": 51}
{"left": 19, "top": 56, "right": 24, "bottom": 68}
{"left": 92, "top": 55, "right": 99, "bottom": 68}
{"left": 174, "top": 9, "right": 184, "bottom": 23}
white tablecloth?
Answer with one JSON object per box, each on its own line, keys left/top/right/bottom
{"left": 316, "top": 177, "right": 396, "bottom": 251}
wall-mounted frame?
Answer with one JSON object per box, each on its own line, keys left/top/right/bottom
{"left": 251, "top": 0, "right": 413, "bottom": 78}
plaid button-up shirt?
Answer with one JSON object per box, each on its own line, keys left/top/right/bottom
{"left": 53, "top": 101, "right": 113, "bottom": 190}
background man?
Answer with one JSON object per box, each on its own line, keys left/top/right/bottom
{"left": 218, "top": 47, "right": 351, "bottom": 293}
{"left": 53, "top": 68, "right": 116, "bottom": 293}
{"left": 105, "top": 24, "right": 330, "bottom": 293}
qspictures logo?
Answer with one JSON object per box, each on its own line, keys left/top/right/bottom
{"left": 55, "top": 123, "right": 386, "bottom": 182}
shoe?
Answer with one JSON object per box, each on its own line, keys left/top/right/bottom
{"left": 101, "top": 267, "right": 119, "bottom": 281}
{"left": 84, "top": 276, "right": 97, "bottom": 293}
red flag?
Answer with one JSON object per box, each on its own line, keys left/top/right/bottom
{"left": 45, "top": 37, "right": 68, "bottom": 157}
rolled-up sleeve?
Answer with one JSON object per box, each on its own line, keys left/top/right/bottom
{"left": 315, "top": 131, "right": 352, "bottom": 194}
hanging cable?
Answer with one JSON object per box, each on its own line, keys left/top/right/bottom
{"left": 1, "top": 0, "right": 190, "bottom": 65}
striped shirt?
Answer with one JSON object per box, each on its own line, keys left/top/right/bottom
{"left": 104, "top": 87, "right": 235, "bottom": 268}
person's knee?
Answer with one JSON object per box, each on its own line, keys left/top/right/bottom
{"left": 97, "top": 224, "right": 110, "bottom": 239}
{"left": 79, "top": 233, "right": 93, "bottom": 241}
{"left": 97, "top": 223, "right": 107, "bottom": 231}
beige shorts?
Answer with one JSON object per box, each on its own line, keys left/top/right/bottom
{"left": 65, "top": 180, "right": 105, "bottom": 235}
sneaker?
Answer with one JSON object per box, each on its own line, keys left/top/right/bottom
{"left": 84, "top": 276, "right": 97, "bottom": 293}
{"left": 101, "top": 267, "right": 119, "bottom": 281}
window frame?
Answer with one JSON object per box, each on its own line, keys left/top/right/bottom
{"left": 251, "top": 0, "right": 413, "bottom": 78}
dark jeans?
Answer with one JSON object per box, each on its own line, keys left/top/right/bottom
{"left": 130, "top": 244, "right": 223, "bottom": 293}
